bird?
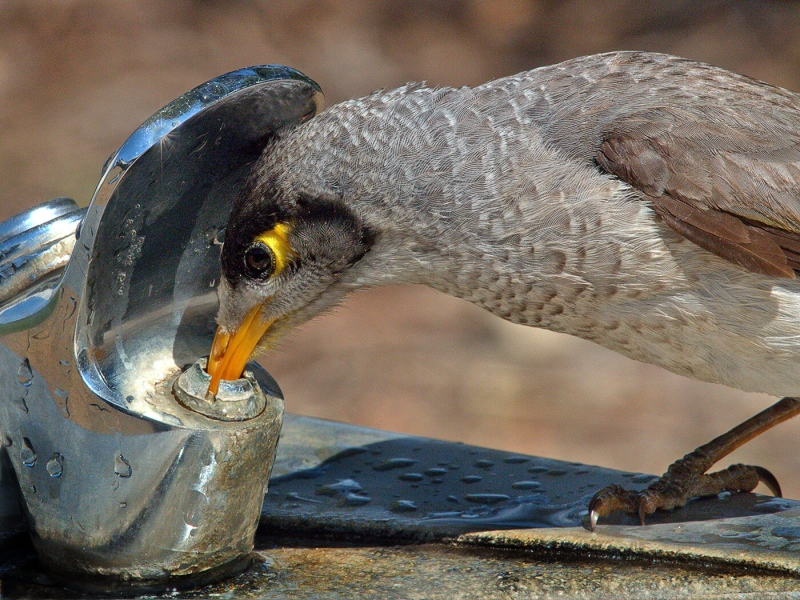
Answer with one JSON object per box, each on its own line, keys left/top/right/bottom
{"left": 205, "top": 51, "right": 800, "bottom": 529}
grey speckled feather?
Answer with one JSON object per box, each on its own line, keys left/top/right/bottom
{"left": 220, "top": 51, "right": 800, "bottom": 398}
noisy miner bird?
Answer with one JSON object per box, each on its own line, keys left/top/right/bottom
{"left": 206, "top": 51, "right": 800, "bottom": 528}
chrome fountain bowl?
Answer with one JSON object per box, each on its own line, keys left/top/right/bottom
{"left": 0, "top": 66, "right": 323, "bottom": 592}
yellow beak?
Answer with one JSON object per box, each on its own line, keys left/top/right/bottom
{"left": 206, "top": 305, "right": 275, "bottom": 396}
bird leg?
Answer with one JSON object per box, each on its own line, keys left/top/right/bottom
{"left": 588, "top": 396, "right": 800, "bottom": 530}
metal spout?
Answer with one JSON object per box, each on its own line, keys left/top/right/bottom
{"left": 174, "top": 358, "right": 267, "bottom": 422}
{"left": 0, "top": 66, "right": 323, "bottom": 592}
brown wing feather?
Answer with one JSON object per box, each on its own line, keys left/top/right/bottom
{"left": 486, "top": 52, "right": 800, "bottom": 278}
{"left": 597, "top": 134, "right": 798, "bottom": 279}
{"left": 651, "top": 194, "right": 795, "bottom": 278}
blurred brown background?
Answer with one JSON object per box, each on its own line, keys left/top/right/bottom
{"left": 3, "top": 0, "right": 800, "bottom": 497}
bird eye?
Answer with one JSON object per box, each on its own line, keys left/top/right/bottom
{"left": 244, "top": 243, "right": 276, "bottom": 278}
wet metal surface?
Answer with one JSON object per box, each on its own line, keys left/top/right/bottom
{"left": 0, "top": 65, "right": 322, "bottom": 590}
{"left": 5, "top": 415, "right": 800, "bottom": 596}
{"left": 266, "top": 415, "right": 800, "bottom": 542}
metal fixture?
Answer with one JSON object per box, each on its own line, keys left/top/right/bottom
{"left": 0, "top": 66, "right": 322, "bottom": 592}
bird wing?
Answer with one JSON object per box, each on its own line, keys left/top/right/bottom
{"left": 596, "top": 130, "right": 800, "bottom": 278}
{"left": 524, "top": 52, "right": 800, "bottom": 278}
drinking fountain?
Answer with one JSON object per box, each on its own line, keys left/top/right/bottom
{"left": 0, "top": 65, "right": 322, "bottom": 592}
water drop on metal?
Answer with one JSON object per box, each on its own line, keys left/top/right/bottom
{"left": 114, "top": 454, "right": 132, "bottom": 478}
{"left": 373, "top": 458, "right": 417, "bottom": 471}
{"left": 54, "top": 388, "right": 69, "bottom": 417}
{"left": 390, "top": 500, "right": 418, "bottom": 513}
{"left": 17, "top": 359, "right": 33, "bottom": 387}
{"left": 424, "top": 467, "right": 448, "bottom": 477}
{"left": 21, "top": 438, "right": 36, "bottom": 467}
{"left": 46, "top": 453, "right": 63, "bottom": 478}
{"left": 464, "top": 493, "right": 511, "bottom": 505}
{"left": 512, "top": 481, "right": 542, "bottom": 490}
{"left": 342, "top": 493, "right": 371, "bottom": 507}
{"left": 316, "top": 479, "right": 362, "bottom": 496}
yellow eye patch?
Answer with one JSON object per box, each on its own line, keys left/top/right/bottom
{"left": 253, "top": 223, "right": 296, "bottom": 276}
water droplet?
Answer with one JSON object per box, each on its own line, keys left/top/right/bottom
{"left": 474, "top": 459, "right": 494, "bottom": 469}
{"left": 30, "top": 484, "right": 36, "bottom": 494}
{"left": 399, "top": 473, "right": 424, "bottom": 482}
{"left": 17, "top": 359, "right": 33, "bottom": 387}
{"left": 427, "top": 510, "right": 464, "bottom": 519}
{"left": 46, "top": 453, "right": 63, "bottom": 478}
{"left": 373, "top": 458, "right": 417, "bottom": 472}
{"left": 504, "top": 456, "right": 530, "bottom": 464}
{"left": 114, "top": 454, "right": 132, "bottom": 478}
{"left": 391, "top": 500, "right": 418, "bottom": 513}
{"left": 546, "top": 469, "right": 567, "bottom": 477}
{"left": 316, "top": 479, "right": 362, "bottom": 496}
{"left": 12, "top": 397, "right": 28, "bottom": 414}
{"left": 447, "top": 495, "right": 460, "bottom": 503}
{"left": 184, "top": 490, "right": 208, "bottom": 526}
{"left": 424, "top": 467, "right": 448, "bottom": 477}
{"left": 119, "top": 502, "right": 127, "bottom": 508}
{"left": 285, "top": 492, "right": 323, "bottom": 505}
{"left": 54, "top": 388, "right": 69, "bottom": 417}
{"left": 59, "top": 359, "right": 71, "bottom": 368}
{"left": 461, "top": 475, "right": 482, "bottom": 484}
{"left": 464, "top": 493, "right": 510, "bottom": 505}
{"left": 342, "top": 492, "right": 371, "bottom": 507}
{"left": 213, "top": 229, "right": 225, "bottom": 246}
{"left": 21, "top": 438, "right": 36, "bottom": 467}
{"left": 528, "top": 466, "right": 548, "bottom": 474}
{"left": 116, "top": 271, "right": 126, "bottom": 295}
{"left": 512, "top": 481, "right": 542, "bottom": 490}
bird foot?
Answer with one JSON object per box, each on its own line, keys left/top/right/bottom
{"left": 587, "top": 396, "right": 800, "bottom": 530}
{"left": 588, "top": 461, "right": 781, "bottom": 531}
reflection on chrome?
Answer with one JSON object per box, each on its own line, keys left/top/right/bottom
{"left": 0, "top": 65, "right": 323, "bottom": 592}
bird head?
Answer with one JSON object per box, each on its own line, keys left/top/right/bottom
{"left": 206, "top": 171, "right": 375, "bottom": 394}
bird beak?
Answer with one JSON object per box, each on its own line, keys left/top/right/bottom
{"left": 206, "top": 305, "right": 275, "bottom": 395}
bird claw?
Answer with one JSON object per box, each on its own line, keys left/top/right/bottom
{"left": 587, "top": 484, "right": 648, "bottom": 531}
{"left": 587, "top": 463, "right": 782, "bottom": 531}
{"left": 752, "top": 465, "right": 782, "bottom": 498}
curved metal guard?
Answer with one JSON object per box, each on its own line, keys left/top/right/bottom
{"left": 0, "top": 66, "right": 322, "bottom": 591}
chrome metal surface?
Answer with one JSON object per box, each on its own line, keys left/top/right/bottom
{"left": 7, "top": 414, "right": 800, "bottom": 598}
{"left": 0, "top": 65, "right": 322, "bottom": 591}
{"left": 174, "top": 358, "right": 267, "bottom": 421}
{"left": 0, "top": 198, "right": 86, "bottom": 327}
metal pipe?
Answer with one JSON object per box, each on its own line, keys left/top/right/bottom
{"left": 0, "top": 66, "right": 323, "bottom": 593}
